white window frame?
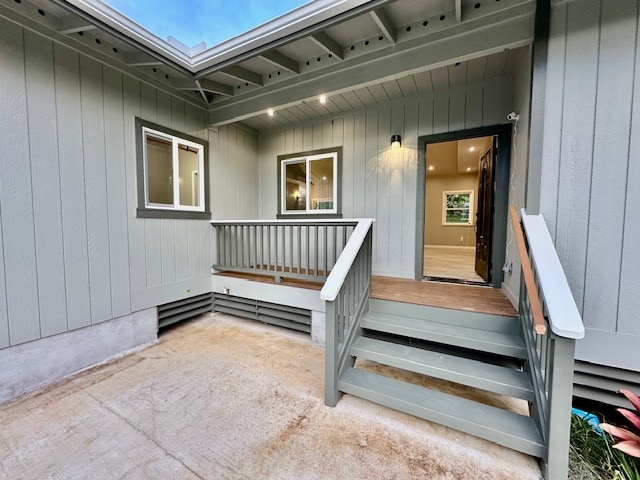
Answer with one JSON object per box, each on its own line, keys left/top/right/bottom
{"left": 442, "top": 189, "right": 474, "bottom": 226}
{"left": 280, "top": 152, "right": 339, "bottom": 215}
{"left": 142, "top": 126, "right": 205, "bottom": 213}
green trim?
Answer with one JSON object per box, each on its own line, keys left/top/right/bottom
{"left": 135, "top": 117, "right": 210, "bottom": 220}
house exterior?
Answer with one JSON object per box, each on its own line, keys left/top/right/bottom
{"left": 0, "top": 0, "right": 638, "bottom": 466}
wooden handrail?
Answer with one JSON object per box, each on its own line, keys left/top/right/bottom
{"left": 509, "top": 205, "right": 547, "bottom": 335}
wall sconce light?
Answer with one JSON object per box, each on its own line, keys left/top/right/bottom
{"left": 391, "top": 134, "right": 402, "bottom": 148}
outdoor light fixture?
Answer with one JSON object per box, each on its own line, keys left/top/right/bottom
{"left": 319, "top": 95, "right": 327, "bottom": 104}
{"left": 391, "top": 134, "right": 401, "bottom": 148}
{"left": 268, "top": 109, "right": 274, "bottom": 117}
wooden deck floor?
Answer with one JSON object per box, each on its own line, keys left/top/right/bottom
{"left": 215, "top": 272, "right": 517, "bottom": 317}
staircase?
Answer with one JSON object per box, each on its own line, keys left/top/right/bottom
{"left": 336, "top": 298, "right": 544, "bottom": 458}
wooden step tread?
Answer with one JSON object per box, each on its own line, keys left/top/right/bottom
{"left": 362, "top": 312, "right": 526, "bottom": 359}
{"left": 339, "top": 367, "right": 543, "bottom": 458}
{"left": 351, "top": 337, "right": 534, "bottom": 401}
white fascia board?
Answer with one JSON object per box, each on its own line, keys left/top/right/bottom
{"left": 61, "top": 0, "right": 377, "bottom": 73}
{"left": 62, "top": 0, "right": 194, "bottom": 68}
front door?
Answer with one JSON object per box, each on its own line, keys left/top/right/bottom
{"left": 474, "top": 142, "right": 495, "bottom": 281}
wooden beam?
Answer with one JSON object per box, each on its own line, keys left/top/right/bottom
{"left": 310, "top": 32, "right": 344, "bottom": 59}
{"left": 259, "top": 50, "right": 300, "bottom": 74}
{"left": 123, "top": 53, "right": 164, "bottom": 67}
{"left": 455, "top": 0, "right": 462, "bottom": 23}
{"left": 57, "top": 17, "right": 97, "bottom": 35}
{"left": 209, "top": 6, "right": 535, "bottom": 125}
{"left": 220, "top": 65, "right": 263, "bottom": 86}
{"left": 198, "top": 78, "right": 234, "bottom": 97}
{"left": 369, "top": 9, "right": 396, "bottom": 44}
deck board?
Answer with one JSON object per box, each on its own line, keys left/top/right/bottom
{"left": 214, "top": 272, "right": 518, "bottom": 317}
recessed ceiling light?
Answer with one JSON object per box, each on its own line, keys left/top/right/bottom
{"left": 268, "top": 109, "right": 274, "bottom": 117}
{"left": 428, "top": 165, "right": 434, "bottom": 171}
{"left": 466, "top": 167, "right": 471, "bottom": 172}
{"left": 319, "top": 95, "right": 327, "bottom": 104}
{"left": 469, "top": 146, "right": 475, "bottom": 152}
{"left": 322, "top": 176, "right": 327, "bottom": 180}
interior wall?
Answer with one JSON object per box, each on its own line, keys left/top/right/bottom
{"left": 0, "top": 17, "right": 258, "bottom": 349}
{"left": 425, "top": 174, "right": 478, "bottom": 246}
{"left": 258, "top": 76, "right": 515, "bottom": 278}
{"left": 533, "top": 0, "right": 640, "bottom": 369}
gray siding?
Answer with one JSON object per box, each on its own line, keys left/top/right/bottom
{"left": 259, "top": 77, "right": 515, "bottom": 278}
{"left": 0, "top": 18, "right": 230, "bottom": 348}
{"left": 536, "top": 0, "right": 640, "bottom": 367}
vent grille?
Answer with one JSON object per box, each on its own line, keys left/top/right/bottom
{"left": 158, "top": 293, "right": 213, "bottom": 329}
{"left": 213, "top": 293, "right": 311, "bottom": 333}
{"left": 573, "top": 360, "right": 640, "bottom": 408}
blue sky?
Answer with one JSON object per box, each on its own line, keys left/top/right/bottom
{"left": 103, "top": 0, "right": 310, "bottom": 48}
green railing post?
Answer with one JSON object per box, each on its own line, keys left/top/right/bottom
{"left": 542, "top": 336, "right": 576, "bottom": 480}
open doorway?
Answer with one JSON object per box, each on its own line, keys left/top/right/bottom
{"left": 416, "top": 125, "right": 511, "bottom": 288}
{"left": 423, "top": 136, "right": 494, "bottom": 283}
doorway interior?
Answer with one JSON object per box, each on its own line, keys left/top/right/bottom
{"left": 416, "top": 125, "right": 511, "bottom": 288}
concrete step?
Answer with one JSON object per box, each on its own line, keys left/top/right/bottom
{"left": 361, "top": 311, "right": 526, "bottom": 359}
{"left": 338, "top": 367, "right": 543, "bottom": 458}
{"left": 351, "top": 337, "right": 533, "bottom": 401}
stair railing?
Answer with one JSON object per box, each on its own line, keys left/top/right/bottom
{"left": 210, "top": 219, "right": 358, "bottom": 283}
{"left": 321, "top": 218, "right": 374, "bottom": 407}
{"left": 510, "top": 206, "right": 584, "bottom": 480}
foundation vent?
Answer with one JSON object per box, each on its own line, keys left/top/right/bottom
{"left": 573, "top": 360, "right": 640, "bottom": 408}
{"left": 157, "top": 293, "right": 213, "bottom": 329}
{"left": 213, "top": 293, "right": 311, "bottom": 333}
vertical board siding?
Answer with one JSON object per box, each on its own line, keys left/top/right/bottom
{"left": 0, "top": 18, "right": 214, "bottom": 349}
{"left": 540, "top": 0, "right": 640, "bottom": 337}
{"left": 55, "top": 44, "right": 92, "bottom": 332}
{"left": 259, "top": 79, "right": 513, "bottom": 277}
{"left": 0, "top": 21, "right": 41, "bottom": 345}
{"left": 103, "top": 66, "right": 132, "bottom": 319}
{"left": 24, "top": 31, "right": 68, "bottom": 337}
{"left": 80, "top": 56, "right": 113, "bottom": 324}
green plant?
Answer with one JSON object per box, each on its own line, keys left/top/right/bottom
{"left": 601, "top": 390, "right": 640, "bottom": 459}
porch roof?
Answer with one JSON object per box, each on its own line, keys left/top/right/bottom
{"left": 5, "top": 0, "right": 535, "bottom": 127}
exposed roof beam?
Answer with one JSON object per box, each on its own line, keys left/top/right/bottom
{"left": 455, "top": 0, "right": 462, "bottom": 23}
{"left": 369, "top": 9, "right": 396, "bottom": 44}
{"left": 198, "top": 79, "right": 234, "bottom": 97}
{"left": 57, "top": 17, "right": 97, "bottom": 35}
{"left": 259, "top": 51, "right": 300, "bottom": 74}
{"left": 310, "top": 32, "right": 343, "bottom": 59}
{"left": 123, "top": 53, "right": 164, "bottom": 67}
{"left": 220, "top": 65, "right": 263, "bottom": 86}
{"left": 208, "top": 5, "right": 535, "bottom": 125}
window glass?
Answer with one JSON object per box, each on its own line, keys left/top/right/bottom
{"left": 309, "top": 156, "right": 334, "bottom": 210}
{"left": 178, "top": 144, "right": 200, "bottom": 207}
{"left": 285, "top": 161, "right": 307, "bottom": 211}
{"left": 146, "top": 135, "right": 173, "bottom": 205}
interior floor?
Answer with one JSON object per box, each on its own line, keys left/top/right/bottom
{"left": 423, "top": 245, "right": 484, "bottom": 283}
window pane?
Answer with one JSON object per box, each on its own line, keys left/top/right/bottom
{"left": 309, "top": 157, "right": 334, "bottom": 210}
{"left": 446, "top": 209, "right": 469, "bottom": 224}
{"left": 178, "top": 144, "right": 200, "bottom": 207}
{"left": 146, "top": 135, "right": 174, "bottom": 205}
{"left": 285, "top": 162, "right": 306, "bottom": 211}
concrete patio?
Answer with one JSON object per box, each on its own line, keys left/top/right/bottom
{"left": 0, "top": 313, "right": 540, "bottom": 479}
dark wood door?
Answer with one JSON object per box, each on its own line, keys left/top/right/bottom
{"left": 474, "top": 140, "right": 496, "bottom": 281}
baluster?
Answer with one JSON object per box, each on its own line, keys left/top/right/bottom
{"left": 297, "top": 226, "right": 302, "bottom": 275}
{"left": 314, "top": 226, "right": 319, "bottom": 277}
{"left": 332, "top": 225, "right": 337, "bottom": 271}
{"left": 267, "top": 225, "right": 272, "bottom": 272}
{"left": 289, "top": 225, "right": 293, "bottom": 275}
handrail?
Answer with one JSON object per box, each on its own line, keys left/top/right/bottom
{"left": 320, "top": 218, "right": 375, "bottom": 301}
{"left": 519, "top": 208, "right": 584, "bottom": 339}
{"left": 509, "top": 205, "right": 547, "bottom": 335}
{"left": 210, "top": 219, "right": 358, "bottom": 226}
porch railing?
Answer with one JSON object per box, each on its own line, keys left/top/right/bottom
{"left": 320, "top": 219, "right": 374, "bottom": 407}
{"left": 210, "top": 219, "right": 358, "bottom": 283}
{"left": 510, "top": 206, "right": 584, "bottom": 480}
